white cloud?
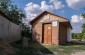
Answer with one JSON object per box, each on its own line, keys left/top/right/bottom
{"left": 24, "top": 1, "right": 54, "bottom": 21}
{"left": 71, "top": 15, "right": 80, "bottom": 23}
{"left": 71, "top": 15, "right": 84, "bottom": 23}
{"left": 24, "top": 2, "right": 42, "bottom": 20}
{"left": 41, "top": 1, "right": 54, "bottom": 11}
{"left": 66, "top": 0, "right": 85, "bottom": 9}
{"left": 50, "top": 0, "right": 64, "bottom": 9}
{"left": 24, "top": 0, "right": 64, "bottom": 22}
{"left": 71, "top": 15, "right": 85, "bottom": 33}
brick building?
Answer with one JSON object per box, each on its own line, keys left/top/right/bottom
{"left": 30, "top": 11, "right": 72, "bottom": 45}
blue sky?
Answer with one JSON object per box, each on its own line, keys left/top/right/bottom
{"left": 11, "top": 0, "right": 85, "bottom": 33}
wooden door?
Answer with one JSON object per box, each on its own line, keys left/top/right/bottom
{"left": 44, "top": 23, "right": 52, "bottom": 44}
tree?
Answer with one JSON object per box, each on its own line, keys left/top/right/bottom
{"left": 21, "top": 23, "right": 32, "bottom": 40}
{"left": 81, "top": 24, "right": 85, "bottom": 39}
{"left": 72, "top": 24, "right": 85, "bottom": 41}
{"left": 0, "top": 0, "right": 9, "bottom": 3}
{"left": 72, "top": 33, "right": 83, "bottom": 41}
{"left": 0, "top": 0, "right": 32, "bottom": 39}
{"left": 72, "top": 10, "right": 85, "bottom": 41}
{"left": 0, "top": 0, "right": 26, "bottom": 25}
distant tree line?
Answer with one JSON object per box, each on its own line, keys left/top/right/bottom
{"left": 72, "top": 13, "right": 85, "bottom": 41}
{"left": 72, "top": 33, "right": 83, "bottom": 41}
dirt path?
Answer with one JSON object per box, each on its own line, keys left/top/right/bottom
{"left": 72, "top": 51, "right": 85, "bottom": 55}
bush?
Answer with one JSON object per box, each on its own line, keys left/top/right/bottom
{"left": 21, "top": 24, "right": 32, "bottom": 40}
{"left": 72, "top": 33, "right": 83, "bottom": 41}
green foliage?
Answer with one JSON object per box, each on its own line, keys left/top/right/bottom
{"left": 72, "top": 20, "right": 85, "bottom": 40}
{"left": 72, "top": 33, "right": 84, "bottom": 41}
{"left": 0, "top": 0, "right": 9, "bottom": 3}
{"left": 72, "top": 33, "right": 80, "bottom": 39}
{"left": 72, "top": 12, "right": 85, "bottom": 40}
{"left": 82, "top": 14, "right": 85, "bottom": 18}
{"left": 0, "top": 0, "right": 32, "bottom": 38}
{"left": 81, "top": 24, "right": 85, "bottom": 39}
{"left": 82, "top": 24, "right": 85, "bottom": 32}
{"left": 0, "top": 0, "right": 26, "bottom": 25}
{"left": 21, "top": 23, "right": 32, "bottom": 39}
{"left": 0, "top": 0, "right": 32, "bottom": 39}
{"left": 72, "top": 33, "right": 77, "bottom": 39}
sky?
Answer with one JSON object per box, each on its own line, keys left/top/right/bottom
{"left": 11, "top": 0, "right": 85, "bottom": 33}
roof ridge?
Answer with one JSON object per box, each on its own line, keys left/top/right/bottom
{"left": 30, "top": 11, "right": 69, "bottom": 23}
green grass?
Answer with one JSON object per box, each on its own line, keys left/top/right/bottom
{"left": 45, "top": 45, "right": 85, "bottom": 55}
{"left": 12, "top": 41, "right": 85, "bottom": 55}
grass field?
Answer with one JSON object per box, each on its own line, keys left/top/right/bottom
{"left": 11, "top": 40, "right": 85, "bottom": 55}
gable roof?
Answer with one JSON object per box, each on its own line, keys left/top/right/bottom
{"left": 30, "top": 11, "right": 69, "bottom": 24}
{"left": 0, "top": 10, "right": 11, "bottom": 21}
{"left": 30, "top": 11, "right": 72, "bottom": 29}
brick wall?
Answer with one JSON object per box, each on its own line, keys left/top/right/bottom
{"left": 52, "top": 26, "right": 59, "bottom": 45}
{"left": 32, "top": 22, "right": 42, "bottom": 43}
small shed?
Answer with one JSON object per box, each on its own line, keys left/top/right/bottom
{"left": 30, "top": 11, "right": 72, "bottom": 45}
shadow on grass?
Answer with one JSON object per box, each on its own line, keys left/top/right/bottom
{"left": 11, "top": 40, "right": 54, "bottom": 55}
{"left": 10, "top": 40, "right": 85, "bottom": 55}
